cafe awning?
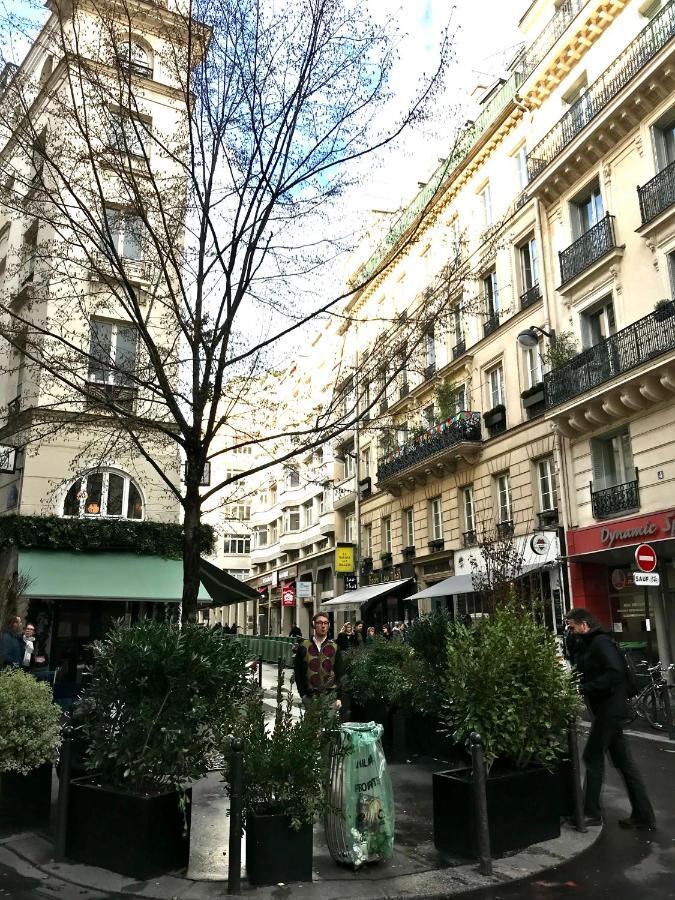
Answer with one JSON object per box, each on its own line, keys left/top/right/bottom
{"left": 409, "top": 574, "right": 474, "bottom": 600}
{"left": 321, "top": 578, "right": 415, "bottom": 612}
{"left": 19, "top": 549, "right": 210, "bottom": 603}
{"left": 198, "top": 557, "right": 259, "bottom": 608}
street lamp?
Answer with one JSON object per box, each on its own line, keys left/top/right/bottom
{"left": 516, "top": 325, "right": 556, "bottom": 348}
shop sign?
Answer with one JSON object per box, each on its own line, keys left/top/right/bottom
{"left": 278, "top": 566, "right": 297, "bottom": 580}
{"left": 633, "top": 572, "right": 660, "bottom": 587}
{"left": 344, "top": 574, "right": 358, "bottom": 591}
{"left": 296, "top": 581, "right": 313, "bottom": 599}
{"left": 366, "top": 566, "right": 403, "bottom": 585}
{"left": 282, "top": 584, "right": 295, "bottom": 607}
{"left": 634, "top": 544, "right": 657, "bottom": 573}
{"left": 335, "top": 543, "right": 355, "bottom": 573}
{"left": 569, "top": 509, "right": 675, "bottom": 554}
{"left": 530, "top": 534, "right": 550, "bottom": 556}
{"left": 259, "top": 571, "right": 278, "bottom": 587}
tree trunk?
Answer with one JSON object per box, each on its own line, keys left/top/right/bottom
{"left": 182, "top": 486, "right": 203, "bottom": 624}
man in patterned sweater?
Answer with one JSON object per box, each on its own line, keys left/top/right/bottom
{"left": 293, "top": 612, "right": 345, "bottom": 710}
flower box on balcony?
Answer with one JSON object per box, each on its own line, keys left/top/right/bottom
{"left": 537, "top": 508, "right": 559, "bottom": 530}
{"left": 428, "top": 539, "right": 444, "bottom": 553}
{"left": 399, "top": 382, "right": 410, "bottom": 399}
{"left": 380, "top": 552, "right": 393, "bottom": 566}
{"left": 484, "top": 404, "right": 506, "bottom": 427}
{"left": 496, "top": 520, "right": 514, "bottom": 538}
{"left": 520, "top": 383, "right": 545, "bottom": 409}
{"left": 462, "top": 530, "right": 476, "bottom": 548}
{"left": 402, "top": 545, "right": 416, "bottom": 560}
{"left": 361, "top": 556, "right": 373, "bottom": 573}
{"left": 654, "top": 299, "right": 675, "bottom": 322}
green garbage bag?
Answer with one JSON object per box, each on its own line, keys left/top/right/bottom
{"left": 324, "top": 722, "right": 395, "bottom": 867}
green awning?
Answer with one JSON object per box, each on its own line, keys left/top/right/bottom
{"left": 198, "top": 557, "right": 259, "bottom": 608}
{"left": 19, "top": 549, "right": 210, "bottom": 603}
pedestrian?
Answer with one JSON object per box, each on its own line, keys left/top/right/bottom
{"left": 352, "top": 620, "right": 365, "bottom": 648}
{"left": 21, "top": 622, "right": 36, "bottom": 669}
{"left": 381, "top": 623, "right": 392, "bottom": 641}
{"left": 230, "top": 623, "right": 238, "bottom": 635}
{"left": 336, "top": 621, "right": 353, "bottom": 652}
{"left": 289, "top": 624, "right": 302, "bottom": 639}
{"left": 566, "top": 608, "right": 656, "bottom": 830}
{"left": 293, "top": 612, "right": 345, "bottom": 711}
{"left": 0, "top": 616, "right": 23, "bottom": 668}
{"left": 365, "top": 625, "right": 376, "bottom": 645}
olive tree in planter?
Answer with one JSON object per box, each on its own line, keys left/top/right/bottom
{"left": 225, "top": 679, "right": 338, "bottom": 886}
{"left": 66, "top": 620, "right": 248, "bottom": 879}
{"left": 433, "top": 604, "right": 580, "bottom": 859}
{"left": 0, "top": 668, "right": 61, "bottom": 827}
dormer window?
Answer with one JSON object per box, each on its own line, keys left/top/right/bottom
{"left": 62, "top": 469, "right": 144, "bottom": 519}
{"left": 115, "top": 40, "right": 153, "bottom": 79}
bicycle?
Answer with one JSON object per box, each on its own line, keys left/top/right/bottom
{"left": 630, "top": 662, "right": 675, "bottom": 731}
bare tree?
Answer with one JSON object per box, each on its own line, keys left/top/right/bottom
{"left": 0, "top": 0, "right": 460, "bottom": 619}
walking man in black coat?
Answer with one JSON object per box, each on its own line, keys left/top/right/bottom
{"left": 566, "top": 608, "right": 655, "bottom": 830}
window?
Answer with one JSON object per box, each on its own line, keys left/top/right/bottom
{"left": 253, "top": 525, "right": 268, "bottom": 548}
{"left": 302, "top": 500, "right": 314, "bottom": 528}
{"left": 362, "top": 523, "right": 373, "bottom": 557}
{"left": 381, "top": 516, "right": 392, "bottom": 554}
{"left": 424, "top": 328, "right": 436, "bottom": 371}
{"left": 345, "top": 513, "right": 356, "bottom": 543}
{"left": 570, "top": 183, "right": 604, "bottom": 238}
{"left": 519, "top": 237, "right": 539, "bottom": 292}
{"left": 652, "top": 110, "right": 675, "bottom": 171}
{"left": 403, "top": 507, "right": 414, "bottom": 548}
{"left": 398, "top": 347, "right": 408, "bottom": 388}
{"left": 39, "top": 56, "right": 53, "bottom": 85}
{"left": 283, "top": 506, "right": 300, "bottom": 532}
{"left": 343, "top": 450, "right": 355, "bottom": 479}
{"left": 108, "top": 112, "right": 150, "bottom": 158}
{"left": 537, "top": 458, "right": 557, "bottom": 512}
{"left": 669, "top": 250, "right": 675, "bottom": 296}
{"left": 105, "top": 207, "right": 143, "bottom": 260}
{"left": 269, "top": 520, "right": 278, "bottom": 543}
{"left": 479, "top": 183, "right": 492, "bottom": 226}
{"left": 452, "top": 304, "right": 463, "bottom": 343}
{"left": 231, "top": 435, "right": 252, "bottom": 455}
{"left": 115, "top": 39, "right": 153, "bottom": 78}
{"left": 429, "top": 497, "right": 443, "bottom": 541}
{"left": 224, "top": 536, "right": 251, "bottom": 555}
{"left": 62, "top": 469, "right": 143, "bottom": 519}
{"left": 515, "top": 144, "right": 528, "bottom": 190}
{"left": 360, "top": 447, "right": 371, "bottom": 480}
{"left": 224, "top": 504, "right": 251, "bottom": 521}
{"left": 0, "top": 224, "right": 9, "bottom": 270}
{"left": 454, "top": 384, "right": 467, "bottom": 413}
{"left": 496, "top": 473, "right": 512, "bottom": 524}
{"left": 284, "top": 466, "right": 300, "bottom": 488}
{"left": 88, "top": 318, "right": 137, "bottom": 385}
{"left": 526, "top": 344, "right": 543, "bottom": 388}
{"left": 483, "top": 269, "right": 499, "bottom": 317}
{"left": 319, "top": 483, "right": 330, "bottom": 515}
{"left": 463, "top": 486, "right": 475, "bottom": 535}
{"left": 226, "top": 569, "right": 250, "bottom": 581}
{"left": 423, "top": 403, "right": 435, "bottom": 428}
{"left": 488, "top": 364, "right": 504, "bottom": 408}
{"left": 225, "top": 468, "right": 243, "bottom": 482}
{"left": 396, "top": 422, "right": 408, "bottom": 447}
{"left": 581, "top": 297, "right": 615, "bottom": 348}
{"left": 590, "top": 429, "right": 635, "bottom": 491}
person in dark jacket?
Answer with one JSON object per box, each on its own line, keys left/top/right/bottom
{"left": 289, "top": 624, "right": 302, "bottom": 639}
{"left": 0, "top": 616, "right": 23, "bottom": 668}
{"left": 566, "top": 608, "right": 655, "bottom": 830}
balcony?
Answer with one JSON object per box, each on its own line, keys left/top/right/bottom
{"left": 528, "top": 3, "right": 675, "bottom": 185}
{"left": 496, "top": 520, "right": 514, "bottom": 539}
{"left": 428, "top": 539, "right": 444, "bottom": 553}
{"left": 537, "top": 508, "right": 559, "bottom": 530}
{"left": 520, "top": 283, "right": 541, "bottom": 311}
{"left": 591, "top": 473, "right": 640, "bottom": 520}
{"left": 332, "top": 479, "right": 356, "bottom": 510}
{"left": 91, "top": 251, "right": 156, "bottom": 286}
{"left": 424, "top": 362, "right": 437, "bottom": 380}
{"left": 19, "top": 253, "right": 36, "bottom": 286}
{"left": 637, "top": 159, "right": 675, "bottom": 226}
{"left": 85, "top": 381, "right": 136, "bottom": 412}
{"left": 379, "top": 399, "right": 389, "bottom": 414}
{"left": 483, "top": 312, "right": 500, "bottom": 338}
{"left": 517, "top": 0, "right": 588, "bottom": 84}
{"left": 452, "top": 338, "right": 466, "bottom": 360}
{"left": 544, "top": 300, "right": 675, "bottom": 410}
{"left": 376, "top": 412, "right": 482, "bottom": 495}
{"left": 402, "top": 545, "right": 416, "bottom": 560}
{"left": 559, "top": 215, "right": 616, "bottom": 286}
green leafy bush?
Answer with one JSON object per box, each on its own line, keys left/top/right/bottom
{"left": 0, "top": 515, "right": 215, "bottom": 559}
{"left": 406, "top": 608, "right": 452, "bottom": 676}
{"left": 0, "top": 669, "right": 61, "bottom": 774}
{"left": 82, "top": 621, "right": 248, "bottom": 794}
{"left": 440, "top": 604, "right": 580, "bottom": 769}
{"left": 225, "top": 678, "right": 338, "bottom": 829}
{"left": 347, "top": 637, "right": 426, "bottom": 714}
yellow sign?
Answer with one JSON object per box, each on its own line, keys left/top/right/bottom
{"left": 335, "top": 543, "right": 355, "bottom": 573}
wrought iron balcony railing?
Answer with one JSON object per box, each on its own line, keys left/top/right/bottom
{"left": 518, "top": 0, "right": 588, "bottom": 82}
{"left": 399, "top": 382, "right": 409, "bottom": 399}
{"left": 496, "top": 520, "right": 514, "bottom": 538}
{"left": 559, "top": 214, "right": 616, "bottom": 284}
{"left": 591, "top": 473, "right": 640, "bottom": 520}
{"left": 544, "top": 300, "right": 675, "bottom": 408}
{"left": 462, "top": 529, "right": 476, "bottom": 548}
{"left": 377, "top": 412, "right": 482, "bottom": 482}
{"left": 537, "top": 508, "right": 559, "bottom": 530}
{"left": 483, "top": 312, "right": 500, "bottom": 338}
{"left": 452, "top": 338, "right": 466, "bottom": 360}
{"left": 520, "top": 283, "right": 541, "bottom": 310}
{"left": 528, "top": 1, "right": 675, "bottom": 181}
{"left": 637, "top": 159, "right": 675, "bottom": 225}
{"left": 424, "top": 362, "right": 437, "bottom": 380}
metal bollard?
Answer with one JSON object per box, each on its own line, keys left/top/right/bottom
{"left": 567, "top": 717, "right": 587, "bottom": 833}
{"left": 55, "top": 725, "right": 74, "bottom": 859}
{"left": 257, "top": 654, "right": 263, "bottom": 688}
{"left": 470, "top": 732, "right": 492, "bottom": 877}
{"left": 227, "top": 738, "right": 244, "bottom": 895}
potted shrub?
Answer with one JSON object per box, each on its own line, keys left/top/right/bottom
{"left": 66, "top": 620, "right": 248, "bottom": 879}
{"left": 225, "top": 679, "right": 338, "bottom": 886}
{"left": 0, "top": 668, "right": 61, "bottom": 827}
{"left": 654, "top": 299, "right": 675, "bottom": 321}
{"left": 433, "top": 603, "right": 580, "bottom": 859}
{"left": 483, "top": 403, "right": 506, "bottom": 429}
{"left": 520, "top": 382, "right": 545, "bottom": 409}
{"left": 380, "top": 551, "right": 393, "bottom": 566}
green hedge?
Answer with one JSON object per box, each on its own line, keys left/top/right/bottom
{"left": 0, "top": 515, "right": 215, "bottom": 560}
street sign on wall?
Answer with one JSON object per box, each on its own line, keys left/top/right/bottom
{"left": 343, "top": 574, "right": 358, "bottom": 590}
{"left": 633, "top": 572, "right": 660, "bottom": 587}
{"left": 635, "top": 544, "right": 657, "bottom": 573}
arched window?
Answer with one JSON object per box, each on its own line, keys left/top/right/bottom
{"left": 39, "top": 57, "right": 53, "bottom": 85}
{"left": 115, "top": 39, "right": 153, "bottom": 79}
{"left": 62, "top": 470, "right": 144, "bottom": 520}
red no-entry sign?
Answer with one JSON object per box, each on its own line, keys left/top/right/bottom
{"left": 635, "top": 543, "right": 657, "bottom": 573}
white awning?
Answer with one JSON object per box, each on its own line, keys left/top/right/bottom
{"left": 409, "top": 574, "right": 474, "bottom": 600}
{"left": 321, "top": 578, "right": 414, "bottom": 611}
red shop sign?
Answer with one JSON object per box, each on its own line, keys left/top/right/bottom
{"left": 567, "top": 509, "right": 675, "bottom": 556}
{"left": 282, "top": 583, "right": 295, "bottom": 607}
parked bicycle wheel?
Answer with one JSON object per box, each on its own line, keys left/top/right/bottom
{"left": 636, "top": 687, "right": 662, "bottom": 729}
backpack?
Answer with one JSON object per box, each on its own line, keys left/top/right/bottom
{"left": 615, "top": 642, "right": 640, "bottom": 698}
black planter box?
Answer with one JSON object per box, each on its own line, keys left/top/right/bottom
{"left": 522, "top": 388, "right": 545, "bottom": 409}
{"left": 246, "top": 810, "right": 313, "bottom": 886}
{"left": 433, "top": 764, "right": 560, "bottom": 859}
{"left": 0, "top": 763, "right": 52, "bottom": 828}
{"left": 66, "top": 778, "right": 191, "bottom": 879}
{"left": 483, "top": 407, "right": 506, "bottom": 428}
